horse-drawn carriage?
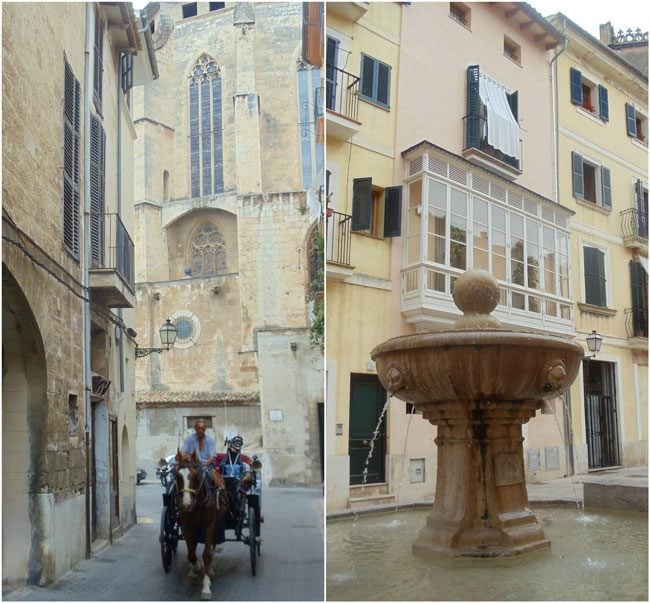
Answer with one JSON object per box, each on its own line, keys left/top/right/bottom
{"left": 158, "top": 448, "right": 263, "bottom": 587}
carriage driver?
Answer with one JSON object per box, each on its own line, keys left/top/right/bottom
{"left": 181, "top": 419, "right": 218, "bottom": 468}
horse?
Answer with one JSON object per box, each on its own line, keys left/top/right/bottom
{"left": 175, "top": 450, "right": 227, "bottom": 600}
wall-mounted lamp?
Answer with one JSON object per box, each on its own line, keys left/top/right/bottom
{"left": 290, "top": 342, "right": 298, "bottom": 352}
{"left": 135, "top": 318, "right": 177, "bottom": 358}
{"left": 585, "top": 330, "right": 603, "bottom": 359}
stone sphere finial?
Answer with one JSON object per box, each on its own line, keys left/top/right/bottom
{"left": 452, "top": 270, "right": 502, "bottom": 330}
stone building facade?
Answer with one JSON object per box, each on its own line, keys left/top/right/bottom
{"left": 133, "top": 2, "right": 324, "bottom": 486}
{"left": 2, "top": 2, "right": 156, "bottom": 587}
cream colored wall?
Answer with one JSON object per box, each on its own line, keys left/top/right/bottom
{"left": 554, "top": 33, "right": 647, "bottom": 471}
{"left": 395, "top": 2, "right": 556, "bottom": 198}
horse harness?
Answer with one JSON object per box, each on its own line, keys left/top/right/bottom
{"left": 176, "top": 462, "right": 223, "bottom": 510}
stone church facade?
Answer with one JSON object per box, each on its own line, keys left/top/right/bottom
{"left": 133, "top": 2, "right": 324, "bottom": 486}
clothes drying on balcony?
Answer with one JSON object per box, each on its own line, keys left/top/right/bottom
{"left": 478, "top": 73, "right": 520, "bottom": 160}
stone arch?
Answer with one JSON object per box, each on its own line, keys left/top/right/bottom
{"left": 2, "top": 266, "right": 47, "bottom": 587}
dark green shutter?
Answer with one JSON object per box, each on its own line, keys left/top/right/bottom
{"left": 121, "top": 52, "right": 133, "bottom": 93}
{"left": 572, "top": 152, "right": 584, "bottom": 198}
{"left": 93, "top": 11, "right": 103, "bottom": 111}
{"left": 376, "top": 62, "right": 390, "bottom": 108}
{"left": 90, "top": 115, "right": 106, "bottom": 267}
{"left": 629, "top": 260, "right": 648, "bottom": 335}
{"left": 360, "top": 55, "right": 374, "bottom": 99}
{"left": 383, "top": 186, "right": 402, "bottom": 238}
{"left": 598, "top": 85, "right": 609, "bottom": 122}
{"left": 507, "top": 90, "right": 518, "bottom": 122}
{"left": 584, "top": 247, "right": 606, "bottom": 307}
{"left": 635, "top": 179, "right": 647, "bottom": 237}
{"left": 352, "top": 177, "right": 372, "bottom": 231}
{"left": 625, "top": 103, "right": 637, "bottom": 137}
{"left": 570, "top": 67, "right": 582, "bottom": 105}
{"left": 466, "top": 65, "right": 481, "bottom": 149}
{"left": 601, "top": 166, "right": 612, "bottom": 209}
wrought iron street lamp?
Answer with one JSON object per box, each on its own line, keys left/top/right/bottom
{"left": 585, "top": 330, "right": 603, "bottom": 359}
{"left": 135, "top": 318, "right": 177, "bottom": 358}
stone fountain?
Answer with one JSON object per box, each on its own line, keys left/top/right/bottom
{"left": 371, "top": 270, "right": 584, "bottom": 558}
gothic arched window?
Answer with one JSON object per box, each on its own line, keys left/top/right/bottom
{"left": 189, "top": 55, "right": 224, "bottom": 198}
{"left": 190, "top": 223, "right": 227, "bottom": 277}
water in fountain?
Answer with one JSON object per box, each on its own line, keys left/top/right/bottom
{"left": 361, "top": 399, "right": 390, "bottom": 485}
{"left": 327, "top": 506, "right": 647, "bottom": 601}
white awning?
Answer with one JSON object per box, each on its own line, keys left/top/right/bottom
{"left": 479, "top": 74, "right": 520, "bottom": 160}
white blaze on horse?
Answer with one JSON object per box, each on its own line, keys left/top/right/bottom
{"left": 175, "top": 450, "right": 227, "bottom": 600}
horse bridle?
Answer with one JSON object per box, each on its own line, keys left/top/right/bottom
{"left": 176, "top": 462, "right": 219, "bottom": 509}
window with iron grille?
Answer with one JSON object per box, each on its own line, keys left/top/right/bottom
{"left": 359, "top": 54, "right": 391, "bottom": 109}
{"left": 93, "top": 9, "right": 104, "bottom": 113}
{"left": 63, "top": 59, "right": 81, "bottom": 259}
{"left": 189, "top": 55, "right": 224, "bottom": 198}
{"left": 90, "top": 115, "right": 106, "bottom": 267}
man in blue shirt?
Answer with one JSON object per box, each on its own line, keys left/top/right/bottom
{"left": 181, "top": 418, "right": 217, "bottom": 466}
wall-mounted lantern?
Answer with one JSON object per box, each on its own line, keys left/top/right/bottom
{"left": 135, "top": 318, "right": 177, "bottom": 358}
{"left": 585, "top": 330, "right": 603, "bottom": 359}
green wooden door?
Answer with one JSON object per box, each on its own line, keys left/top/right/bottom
{"left": 349, "top": 374, "right": 387, "bottom": 485}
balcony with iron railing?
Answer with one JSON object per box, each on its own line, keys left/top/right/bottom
{"left": 625, "top": 306, "right": 648, "bottom": 345}
{"left": 620, "top": 208, "right": 648, "bottom": 251}
{"left": 462, "top": 113, "right": 522, "bottom": 180}
{"left": 325, "top": 209, "right": 354, "bottom": 280}
{"left": 89, "top": 212, "right": 135, "bottom": 308}
{"left": 325, "top": 64, "right": 361, "bottom": 140}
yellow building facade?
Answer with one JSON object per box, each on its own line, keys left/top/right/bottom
{"left": 549, "top": 13, "right": 648, "bottom": 472}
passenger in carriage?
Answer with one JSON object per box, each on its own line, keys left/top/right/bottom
{"left": 220, "top": 435, "right": 250, "bottom": 478}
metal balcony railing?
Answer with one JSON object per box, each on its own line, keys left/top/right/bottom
{"left": 463, "top": 113, "right": 521, "bottom": 170}
{"left": 625, "top": 306, "right": 648, "bottom": 338}
{"left": 89, "top": 212, "right": 135, "bottom": 291}
{"left": 326, "top": 210, "right": 352, "bottom": 267}
{"left": 620, "top": 208, "right": 648, "bottom": 240}
{"left": 325, "top": 65, "right": 361, "bottom": 123}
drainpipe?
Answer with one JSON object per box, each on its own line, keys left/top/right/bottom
{"left": 82, "top": 1, "right": 95, "bottom": 559}
{"left": 550, "top": 19, "right": 568, "bottom": 206}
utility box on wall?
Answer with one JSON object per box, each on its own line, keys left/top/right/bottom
{"left": 527, "top": 449, "right": 541, "bottom": 471}
{"left": 409, "top": 458, "right": 425, "bottom": 483}
{"left": 545, "top": 446, "right": 560, "bottom": 471}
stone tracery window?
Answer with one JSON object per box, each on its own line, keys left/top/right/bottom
{"left": 189, "top": 54, "right": 224, "bottom": 198}
{"left": 190, "top": 223, "right": 226, "bottom": 277}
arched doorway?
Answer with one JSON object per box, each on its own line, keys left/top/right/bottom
{"left": 2, "top": 267, "right": 47, "bottom": 587}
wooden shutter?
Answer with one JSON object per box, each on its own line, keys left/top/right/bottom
{"left": 598, "top": 85, "right": 609, "bottom": 122}
{"left": 93, "top": 11, "right": 103, "bottom": 111}
{"left": 625, "top": 103, "right": 637, "bottom": 137}
{"left": 601, "top": 167, "right": 612, "bottom": 209}
{"left": 90, "top": 115, "right": 106, "bottom": 267}
{"left": 383, "top": 186, "right": 402, "bottom": 238}
{"left": 325, "top": 37, "right": 339, "bottom": 111}
{"left": 302, "top": 3, "right": 322, "bottom": 67}
{"left": 63, "top": 60, "right": 81, "bottom": 258}
{"left": 466, "top": 65, "right": 481, "bottom": 149}
{"left": 570, "top": 67, "right": 582, "bottom": 105}
{"left": 376, "top": 62, "right": 390, "bottom": 107}
{"left": 635, "top": 179, "right": 648, "bottom": 237}
{"left": 571, "top": 152, "right": 584, "bottom": 198}
{"left": 361, "top": 55, "right": 375, "bottom": 99}
{"left": 629, "top": 260, "right": 648, "bottom": 335}
{"left": 351, "top": 177, "right": 372, "bottom": 232}
{"left": 584, "top": 247, "right": 606, "bottom": 307}
{"left": 121, "top": 53, "right": 133, "bottom": 93}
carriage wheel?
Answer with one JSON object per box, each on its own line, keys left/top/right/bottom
{"left": 247, "top": 505, "right": 258, "bottom": 576}
{"left": 160, "top": 506, "right": 174, "bottom": 572}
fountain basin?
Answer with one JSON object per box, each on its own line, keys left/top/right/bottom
{"left": 371, "top": 330, "right": 584, "bottom": 558}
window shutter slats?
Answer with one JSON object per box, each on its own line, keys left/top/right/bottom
{"left": 571, "top": 152, "right": 584, "bottom": 198}
{"left": 584, "top": 247, "right": 606, "bottom": 307}
{"left": 361, "top": 55, "right": 375, "bottom": 99}
{"left": 570, "top": 67, "right": 582, "bottom": 105}
{"left": 376, "top": 62, "right": 390, "bottom": 107}
{"left": 93, "top": 13, "right": 103, "bottom": 111}
{"left": 63, "top": 60, "right": 81, "bottom": 259}
{"left": 625, "top": 103, "right": 637, "bottom": 137}
{"left": 90, "top": 115, "right": 106, "bottom": 267}
{"left": 601, "top": 166, "right": 612, "bottom": 209}
{"left": 598, "top": 85, "right": 609, "bottom": 122}
{"left": 351, "top": 177, "right": 372, "bottom": 232}
{"left": 466, "top": 65, "right": 481, "bottom": 149}
{"left": 383, "top": 186, "right": 402, "bottom": 238}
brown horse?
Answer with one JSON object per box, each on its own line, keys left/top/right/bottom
{"left": 175, "top": 450, "right": 227, "bottom": 600}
